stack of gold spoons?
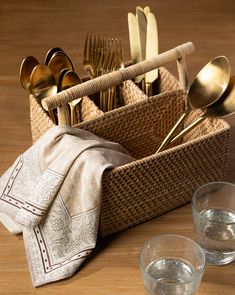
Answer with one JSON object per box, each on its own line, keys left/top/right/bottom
{"left": 19, "top": 48, "right": 82, "bottom": 125}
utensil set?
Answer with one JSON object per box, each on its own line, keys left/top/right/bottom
{"left": 20, "top": 48, "right": 82, "bottom": 125}
{"left": 128, "top": 6, "right": 159, "bottom": 95}
{"left": 157, "top": 56, "right": 232, "bottom": 152}
{"left": 83, "top": 32, "right": 123, "bottom": 111}
{"left": 19, "top": 6, "right": 235, "bottom": 152}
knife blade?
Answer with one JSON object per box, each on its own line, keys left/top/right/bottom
{"left": 145, "top": 12, "right": 159, "bottom": 96}
{"left": 136, "top": 7, "right": 148, "bottom": 86}
{"left": 128, "top": 12, "right": 142, "bottom": 64}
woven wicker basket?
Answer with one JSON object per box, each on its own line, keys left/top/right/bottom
{"left": 30, "top": 42, "right": 231, "bottom": 237}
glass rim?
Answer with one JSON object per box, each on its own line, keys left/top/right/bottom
{"left": 192, "top": 181, "right": 235, "bottom": 225}
{"left": 139, "top": 234, "right": 206, "bottom": 286}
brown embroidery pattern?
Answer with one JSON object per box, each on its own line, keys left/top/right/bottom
{"left": 24, "top": 195, "right": 99, "bottom": 286}
{"left": 16, "top": 169, "right": 65, "bottom": 228}
{"left": 34, "top": 225, "right": 93, "bottom": 273}
{"left": 0, "top": 155, "right": 23, "bottom": 208}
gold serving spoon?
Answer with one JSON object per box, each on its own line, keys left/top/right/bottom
{"left": 60, "top": 70, "right": 82, "bottom": 125}
{"left": 156, "top": 56, "right": 231, "bottom": 152}
{"left": 20, "top": 56, "right": 39, "bottom": 92}
{"left": 44, "top": 47, "right": 63, "bottom": 65}
{"left": 168, "top": 75, "right": 235, "bottom": 146}
{"left": 48, "top": 51, "right": 74, "bottom": 84}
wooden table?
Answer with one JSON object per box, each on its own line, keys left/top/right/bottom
{"left": 0, "top": 1, "right": 234, "bottom": 294}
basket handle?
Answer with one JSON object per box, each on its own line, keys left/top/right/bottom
{"left": 42, "top": 41, "right": 195, "bottom": 111}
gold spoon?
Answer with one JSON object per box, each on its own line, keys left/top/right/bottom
{"left": 58, "top": 68, "right": 70, "bottom": 91}
{"left": 168, "top": 75, "right": 235, "bottom": 146}
{"left": 156, "top": 56, "right": 231, "bottom": 152}
{"left": 19, "top": 56, "right": 39, "bottom": 92}
{"left": 48, "top": 51, "right": 74, "bottom": 84}
{"left": 30, "top": 64, "right": 57, "bottom": 123}
{"left": 60, "top": 70, "right": 82, "bottom": 125}
{"left": 44, "top": 47, "right": 63, "bottom": 65}
{"left": 30, "top": 64, "right": 57, "bottom": 100}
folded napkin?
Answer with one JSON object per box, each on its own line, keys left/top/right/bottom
{"left": 0, "top": 126, "right": 134, "bottom": 287}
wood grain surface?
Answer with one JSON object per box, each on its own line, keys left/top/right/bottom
{"left": 0, "top": 0, "right": 234, "bottom": 294}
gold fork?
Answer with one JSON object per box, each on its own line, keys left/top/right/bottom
{"left": 83, "top": 33, "right": 123, "bottom": 111}
{"left": 83, "top": 32, "right": 94, "bottom": 79}
{"left": 106, "top": 38, "right": 124, "bottom": 110}
{"left": 101, "top": 46, "right": 114, "bottom": 111}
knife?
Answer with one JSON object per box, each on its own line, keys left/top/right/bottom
{"left": 136, "top": 7, "right": 148, "bottom": 86}
{"left": 128, "top": 12, "right": 142, "bottom": 65}
{"left": 145, "top": 12, "right": 159, "bottom": 96}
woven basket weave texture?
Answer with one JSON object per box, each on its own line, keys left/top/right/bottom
{"left": 29, "top": 66, "right": 230, "bottom": 237}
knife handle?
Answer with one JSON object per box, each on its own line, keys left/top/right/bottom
{"left": 42, "top": 42, "right": 195, "bottom": 111}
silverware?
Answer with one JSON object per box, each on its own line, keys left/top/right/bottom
{"left": 83, "top": 33, "right": 123, "bottom": 112}
{"left": 47, "top": 51, "right": 75, "bottom": 125}
{"left": 143, "top": 6, "right": 150, "bottom": 15}
{"left": 136, "top": 7, "right": 147, "bottom": 92}
{"left": 128, "top": 6, "right": 159, "bottom": 94}
{"left": 30, "top": 64, "right": 57, "bottom": 123}
{"left": 136, "top": 7, "right": 147, "bottom": 64}
{"left": 100, "top": 45, "right": 115, "bottom": 111}
{"left": 99, "top": 39, "right": 122, "bottom": 111}
{"left": 60, "top": 70, "right": 82, "bottom": 125}
{"left": 20, "top": 56, "right": 39, "bottom": 92}
{"left": 156, "top": 56, "right": 231, "bottom": 153}
{"left": 48, "top": 51, "right": 74, "bottom": 83}
{"left": 58, "top": 68, "right": 70, "bottom": 91}
{"left": 20, "top": 49, "right": 78, "bottom": 125}
{"left": 145, "top": 12, "right": 159, "bottom": 96}
{"left": 44, "top": 47, "right": 63, "bottom": 65}
{"left": 169, "top": 75, "right": 235, "bottom": 146}
{"left": 128, "top": 12, "right": 142, "bottom": 83}
{"left": 30, "top": 64, "right": 57, "bottom": 100}
{"left": 83, "top": 32, "right": 96, "bottom": 79}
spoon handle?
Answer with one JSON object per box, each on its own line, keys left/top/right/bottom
{"left": 156, "top": 111, "right": 189, "bottom": 153}
{"left": 167, "top": 116, "right": 205, "bottom": 147}
{"left": 57, "top": 105, "right": 71, "bottom": 125}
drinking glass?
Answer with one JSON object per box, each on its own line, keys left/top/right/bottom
{"left": 192, "top": 181, "right": 235, "bottom": 265}
{"left": 139, "top": 234, "right": 205, "bottom": 295}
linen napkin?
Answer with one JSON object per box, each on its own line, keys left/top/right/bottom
{"left": 0, "top": 126, "right": 134, "bottom": 287}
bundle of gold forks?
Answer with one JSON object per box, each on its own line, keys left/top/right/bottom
{"left": 83, "top": 32, "right": 123, "bottom": 112}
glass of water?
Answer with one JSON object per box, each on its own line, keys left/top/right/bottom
{"left": 192, "top": 181, "right": 235, "bottom": 265}
{"left": 139, "top": 234, "right": 205, "bottom": 295}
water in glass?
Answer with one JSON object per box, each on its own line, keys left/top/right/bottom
{"left": 144, "top": 257, "right": 199, "bottom": 295}
{"left": 195, "top": 208, "right": 235, "bottom": 265}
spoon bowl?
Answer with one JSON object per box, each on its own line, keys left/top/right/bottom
{"left": 30, "top": 64, "right": 57, "bottom": 101}
{"left": 188, "top": 56, "right": 231, "bottom": 109}
{"left": 206, "top": 75, "right": 235, "bottom": 118}
{"left": 29, "top": 64, "right": 58, "bottom": 123}
{"left": 58, "top": 68, "right": 70, "bottom": 91}
{"left": 60, "top": 70, "right": 81, "bottom": 90}
{"left": 44, "top": 47, "right": 63, "bottom": 65}
{"left": 20, "top": 56, "right": 39, "bottom": 92}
